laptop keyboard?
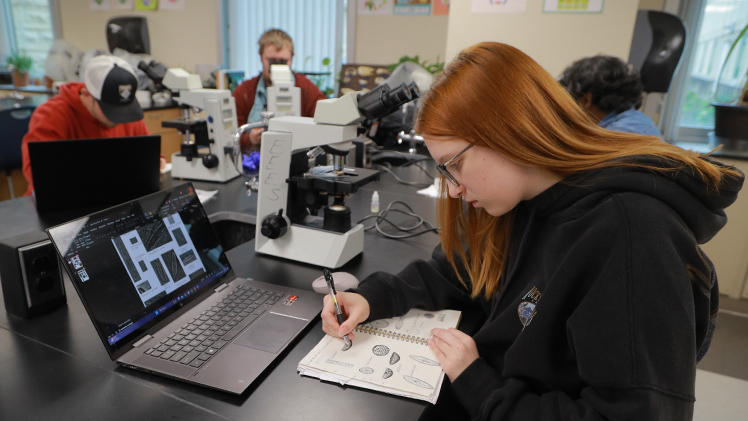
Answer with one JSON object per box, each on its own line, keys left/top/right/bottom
{"left": 144, "top": 284, "right": 285, "bottom": 367}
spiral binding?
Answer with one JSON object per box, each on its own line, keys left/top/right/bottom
{"left": 354, "top": 325, "right": 428, "bottom": 345}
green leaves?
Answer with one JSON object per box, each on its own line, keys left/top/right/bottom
{"left": 387, "top": 55, "right": 444, "bottom": 75}
{"left": 5, "top": 50, "right": 33, "bottom": 73}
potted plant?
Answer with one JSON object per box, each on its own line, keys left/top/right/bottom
{"left": 711, "top": 23, "right": 748, "bottom": 146}
{"left": 5, "top": 50, "right": 33, "bottom": 87}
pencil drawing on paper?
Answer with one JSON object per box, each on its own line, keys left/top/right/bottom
{"left": 372, "top": 344, "right": 390, "bottom": 356}
{"left": 370, "top": 320, "right": 390, "bottom": 329}
{"left": 410, "top": 355, "right": 440, "bottom": 366}
{"left": 359, "top": 367, "right": 374, "bottom": 374}
{"left": 389, "top": 352, "right": 400, "bottom": 364}
{"left": 404, "top": 375, "right": 433, "bottom": 389}
{"left": 383, "top": 368, "right": 393, "bottom": 379}
{"left": 325, "top": 359, "right": 354, "bottom": 368}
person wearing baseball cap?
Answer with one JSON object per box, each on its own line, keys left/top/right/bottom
{"left": 83, "top": 55, "right": 144, "bottom": 125}
{"left": 20, "top": 55, "right": 151, "bottom": 196}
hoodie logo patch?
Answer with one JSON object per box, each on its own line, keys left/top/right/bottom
{"left": 518, "top": 286, "right": 542, "bottom": 328}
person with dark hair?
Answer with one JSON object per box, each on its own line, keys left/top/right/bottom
{"left": 232, "top": 28, "right": 325, "bottom": 151}
{"left": 320, "top": 42, "right": 742, "bottom": 420}
{"left": 559, "top": 54, "right": 663, "bottom": 139}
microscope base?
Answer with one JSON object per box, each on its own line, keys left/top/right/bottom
{"left": 255, "top": 224, "right": 364, "bottom": 269}
{"left": 171, "top": 151, "right": 240, "bottom": 183}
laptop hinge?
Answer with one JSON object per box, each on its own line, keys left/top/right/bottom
{"left": 133, "top": 334, "right": 154, "bottom": 348}
{"left": 214, "top": 283, "right": 229, "bottom": 293}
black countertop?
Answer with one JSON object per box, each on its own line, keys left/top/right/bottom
{"left": 0, "top": 164, "right": 442, "bottom": 421}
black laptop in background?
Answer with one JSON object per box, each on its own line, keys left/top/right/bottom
{"left": 46, "top": 183, "right": 323, "bottom": 394}
{"left": 27, "top": 135, "right": 162, "bottom": 212}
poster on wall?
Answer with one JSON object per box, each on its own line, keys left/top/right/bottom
{"left": 433, "top": 0, "right": 449, "bottom": 15}
{"left": 89, "top": 0, "right": 110, "bottom": 10}
{"left": 357, "top": 0, "right": 394, "bottom": 15}
{"left": 160, "top": 0, "right": 185, "bottom": 10}
{"left": 112, "top": 0, "right": 134, "bottom": 10}
{"left": 394, "top": 0, "right": 431, "bottom": 15}
{"left": 543, "top": 0, "right": 603, "bottom": 13}
{"left": 135, "top": 0, "right": 158, "bottom": 11}
{"left": 471, "top": 0, "right": 527, "bottom": 14}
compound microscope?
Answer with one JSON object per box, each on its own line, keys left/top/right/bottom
{"left": 255, "top": 82, "right": 419, "bottom": 268}
{"left": 140, "top": 62, "right": 240, "bottom": 182}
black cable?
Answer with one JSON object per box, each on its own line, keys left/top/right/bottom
{"left": 376, "top": 163, "right": 434, "bottom": 188}
{"left": 400, "top": 159, "right": 437, "bottom": 179}
{"left": 357, "top": 200, "right": 439, "bottom": 239}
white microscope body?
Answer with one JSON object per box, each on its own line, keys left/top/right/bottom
{"left": 162, "top": 68, "right": 240, "bottom": 182}
{"left": 266, "top": 64, "right": 301, "bottom": 118}
{"left": 255, "top": 83, "right": 419, "bottom": 268}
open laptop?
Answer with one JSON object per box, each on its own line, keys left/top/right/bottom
{"left": 28, "top": 135, "right": 162, "bottom": 212}
{"left": 46, "top": 183, "right": 322, "bottom": 394}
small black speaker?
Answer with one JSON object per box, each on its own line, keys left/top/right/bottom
{"left": 0, "top": 231, "right": 66, "bottom": 318}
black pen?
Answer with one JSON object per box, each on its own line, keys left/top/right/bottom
{"left": 324, "top": 268, "right": 352, "bottom": 349}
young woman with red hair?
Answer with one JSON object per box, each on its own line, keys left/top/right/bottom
{"left": 321, "top": 42, "right": 743, "bottom": 420}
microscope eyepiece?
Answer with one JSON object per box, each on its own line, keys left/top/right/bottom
{"left": 357, "top": 82, "right": 420, "bottom": 121}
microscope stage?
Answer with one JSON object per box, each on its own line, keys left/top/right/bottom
{"left": 289, "top": 167, "right": 380, "bottom": 195}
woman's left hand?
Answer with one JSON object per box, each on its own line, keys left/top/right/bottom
{"left": 428, "top": 327, "right": 479, "bottom": 381}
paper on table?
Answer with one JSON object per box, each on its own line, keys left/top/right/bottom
{"left": 417, "top": 177, "right": 441, "bottom": 198}
{"left": 298, "top": 308, "right": 461, "bottom": 404}
{"left": 196, "top": 189, "right": 218, "bottom": 204}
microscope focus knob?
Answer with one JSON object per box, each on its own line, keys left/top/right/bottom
{"left": 202, "top": 153, "right": 219, "bottom": 168}
{"left": 261, "top": 210, "right": 288, "bottom": 239}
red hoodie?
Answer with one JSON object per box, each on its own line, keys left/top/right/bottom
{"left": 21, "top": 82, "right": 149, "bottom": 196}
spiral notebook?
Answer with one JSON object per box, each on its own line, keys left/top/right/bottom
{"left": 297, "top": 308, "right": 461, "bottom": 403}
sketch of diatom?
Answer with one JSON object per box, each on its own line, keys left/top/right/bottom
{"left": 410, "top": 355, "right": 440, "bottom": 366}
{"left": 325, "top": 359, "right": 354, "bottom": 368}
{"left": 389, "top": 352, "right": 400, "bottom": 365}
{"left": 423, "top": 313, "right": 435, "bottom": 319}
{"left": 383, "top": 368, "right": 393, "bottom": 379}
{"left": 372, "top": 345, "right": 390, "bottom": 356}
{"left": 395, "top": 317, "right": 404, "bottom": 330}
{"left": 403, "top": 375, "right": 433, "bottom": 389}
{"left": 438, "top": 314, "right": 445, "bottom": 322}
{"left": 370, "top": 320, "right": 390, "bottom": 329}
{"left": 407, "top": 329, "right": 420, "bottom": 335}
{"left": 359, "top": 367, "right": 374, "bottom": 375}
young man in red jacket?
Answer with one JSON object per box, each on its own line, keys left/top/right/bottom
{"left": 232, "top": 28, "right": 325, "bottom": 152}
{"left": 21, "top": 55, "right": 150, "bottom": 196}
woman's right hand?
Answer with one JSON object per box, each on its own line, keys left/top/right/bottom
{"left": 321, "top": 292, "right": 370, "bottom": 341}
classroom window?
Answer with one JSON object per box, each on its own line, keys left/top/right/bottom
{"left": 224, "top": 0, "right": 347, "bottom": 98}
{"left": 0, "top": 0, "right": 55, "bottom": 78}
{"left": 663, "top": 0, "right": 748, "bottom": 143}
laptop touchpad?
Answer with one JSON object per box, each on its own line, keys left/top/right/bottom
{"left": 234, "top": 313, "right": 307, "bottom": 353}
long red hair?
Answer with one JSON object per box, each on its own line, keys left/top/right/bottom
{"left": 415, "top": 42, "right": 739, "bottom": 299}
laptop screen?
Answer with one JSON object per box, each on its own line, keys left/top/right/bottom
{"left": 47, "top": 183, "right": 233, "bottom": 358}
{"left": 28, "top": 135, "right": 162, "bottom": 212}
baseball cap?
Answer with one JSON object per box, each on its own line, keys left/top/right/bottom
{"left": 83, "top": 55, "right": 143, "bottom": 124}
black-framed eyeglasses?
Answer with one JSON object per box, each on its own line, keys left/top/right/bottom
{"left": 436, "top": 144, "right": 474, "bottom": 187}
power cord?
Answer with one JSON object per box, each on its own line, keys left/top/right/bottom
{"left": 376, "top": 161, "right": 435, "bottom": 188}
{"left": 357, "top": 200, "right": 439, "bottom": 239}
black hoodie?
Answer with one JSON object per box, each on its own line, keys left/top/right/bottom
{"left": 352, "top": 156, "right": 744, "bottom": 420}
